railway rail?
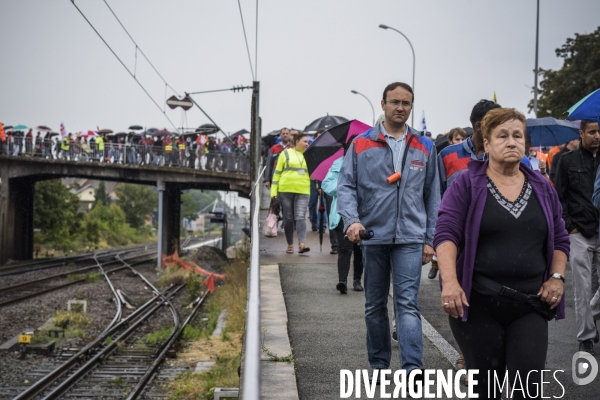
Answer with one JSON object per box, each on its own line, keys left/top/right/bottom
{"left": 1, "top": 237, "right": 217, "bottom": 399}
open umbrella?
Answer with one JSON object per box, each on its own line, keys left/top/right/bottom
{"left": 3, "top": 125, "right": 13, "bottom": 130}
{"left": 13, "top": 124, "right": 27, "bottom": 130}
{"left": 114, "top": 132, "right": 129, "bottom": 137}
{"left": 128, "top": 125, "right": 144, "bottom": 130}
{"left": 195, "top": 123, "right": 219, "bottom": 134}
{"left": 98, "top": 128, "right": 113, "bottom": 134}
{"left": 304, "top": 119, "right": 371, "bottom": 181}
{"left": 304, "top": 115, "right": 349, "bottom": 133}
{"left": 36, "top": 125, "right": 52, "bottom": 132}
{"left": 49, "top": 132, "right": 60, "bottom": 137}
{"left": 526, "top": 117, "right": 580, "bottom": 147}
{"left": 567, "top": 88, "right": 600, "bottom": 121}
{"left": 78, "top": 130, "right": 97, "bottom": 138}
{"left": 152, "top": 129, "right": 172, "bottom": 137}
{"left": 262, "top": 130, "right": 281, "bottom": 147}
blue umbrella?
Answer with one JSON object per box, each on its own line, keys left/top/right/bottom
{"left": 567, "top": 88, "right": 600, "bottom": 121}
{"left": 526, "top": 117, "right": 580, "bottom": 147}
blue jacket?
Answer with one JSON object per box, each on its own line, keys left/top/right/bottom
{"left": 321, "top": 157, "right": 343, "bottom": 230}
{"left": 337, "top": 124, "right": 440, "bottom": 246}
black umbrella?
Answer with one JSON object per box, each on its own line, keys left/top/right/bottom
{"left": 195, "top": 123, "right": 219, "bottom": 134}
{"left": 304, "top": 115, "right": 349, "bottom": 133}
{"left": 318, "top": 193, "right": 326, "bottom": 252}
{"left": 128, "top": 125, "right": 144, "bottom": 130}
{"left": 114, "top": 132, "right": 128, "bottom": 137}
{"left": 232, "top": 128, "right": 250, "bottom": 137}
{"left": 152, "top": 129, "right": 173, "bottom": 137}
{"left": 261, "top": 130, "right": 281, "bottom": 147}
{"left": 3, "top": 125, "right": 13, "bottom": 130}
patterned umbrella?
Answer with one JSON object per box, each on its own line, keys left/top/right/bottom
{"left": 304, "top": 120, "right": 371, "bottom": 181}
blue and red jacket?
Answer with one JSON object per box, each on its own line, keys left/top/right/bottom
{"left": 337, "top": 124, "right": 440, "bottom": 246}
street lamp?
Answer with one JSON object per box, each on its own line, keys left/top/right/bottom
{"left": 351, "top": 90, "right": 375, "bottom": 126}
{"left": 379, "top": 24, "right": 416, "bottom": 127}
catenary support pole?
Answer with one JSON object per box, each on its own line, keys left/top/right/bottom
{"left": 157, "top": 179, "right": 165, "bottom": 269}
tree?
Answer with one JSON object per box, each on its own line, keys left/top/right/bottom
{"left": 114, "top": 183, "right": 158, "bottom": 229}
{"left": 181, "top": 192, "right": 202, "bottom": 221}
{"left": 94, "top": 181, "right": 111, "bottom": 207}
{"left": 530, "top": 26, "right": 600, "bottom": 117}
{"left": 34, "top": 179, "right": 81, "bottom": 243}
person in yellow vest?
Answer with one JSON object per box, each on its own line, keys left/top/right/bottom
{"left": 61, "top": 134, "right": 70, "bottom": 160}
{"left": 96, "top": 134, "right": 105, "bottom": 162}
{"left": 177, "top": 136, "right": 186, "bottom": 167}
{"left": 271, "top": 132, "right": 311, "bottom": 254}
{"left": 164, "top": 136, "right": 173, "bottom": 166}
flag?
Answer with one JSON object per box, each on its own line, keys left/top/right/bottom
{"left": 60, "top": 122, "right": 67, "bottom": 138}
{"left": 418, "top": 110, "right": 427, "bottom": 133}
{"left": 493, "top": 91, "right": 497, "bottom": 103}
{"left": 196, "top": 134, "right": 208, "bottom": 145}
{"left": 236, "top": 135, "right": 245, "bottom": 146}
{"left": 204, "top": 274, "right": 215, "bottom": 293}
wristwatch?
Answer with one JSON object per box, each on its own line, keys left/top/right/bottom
{"left": 550, "top": 272, "right": 565, "bottom": 283}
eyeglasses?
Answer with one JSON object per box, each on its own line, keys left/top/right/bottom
{"left": 384, "top": 100, "right": 412, "bottom": 109}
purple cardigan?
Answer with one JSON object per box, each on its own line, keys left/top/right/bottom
{"left": 433, "top": 160, "right": 570, "bottom": 321}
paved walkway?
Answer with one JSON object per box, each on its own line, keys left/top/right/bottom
{"left": 258, "top": 190, "right": 599, "bottom": 399}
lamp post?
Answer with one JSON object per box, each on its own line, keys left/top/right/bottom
{"left": 351, "top": 90, "right": 375, "bottom": 126}
{"left": 533, "top": 0, "right": 540, "bottom": 117}
{"left": 379, "top": 24, "right": 416, "bottom": 127}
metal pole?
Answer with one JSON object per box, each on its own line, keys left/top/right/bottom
{"left": 533, "top": 0, "right": 540, "bottom": 117}
{"left": 156, "top": 180, "right": 165, "bottom": 269}
{"left": 351, "top": 90, "right": 375, "bottom": 126}
{"left": 379, "top": 24, "right": 416, "bottom": 127}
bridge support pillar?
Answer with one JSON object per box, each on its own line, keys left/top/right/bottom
{"left": 0, "top": 169, "right": 35, "bottom": 264}
{"left": 160, "top": 183, "right": 181, "bottom": 257}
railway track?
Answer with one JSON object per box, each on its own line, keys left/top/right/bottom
{"left": 2, "top": 240, "right": 215, "bottom": 400}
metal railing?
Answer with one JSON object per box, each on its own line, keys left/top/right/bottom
{"left": 241, "top": 166, "right": 262, "bottom": 399}
{"left": 0, "top": 138, "right": 250, "bottom": 173}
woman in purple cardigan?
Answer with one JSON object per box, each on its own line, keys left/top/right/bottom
{"left": 434, "top": 108, "right": 570, "bottom": 399}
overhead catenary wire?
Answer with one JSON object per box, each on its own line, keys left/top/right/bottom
{"left": 237, "top": 0, "right": 255, "bottom": 81}
{"left": 103, "top": 0, "right": 181, "bottom": 97}
{"left": 255, "top": 0, "right": 258, "bottom": 80}
{"left": 69, "top": 0, "right": 178, "bottom": 131}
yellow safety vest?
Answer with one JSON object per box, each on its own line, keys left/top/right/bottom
{"left": 165, "top": 144, "right": 173, "bottom": 151}
{"left": 178, "top": 143, "right": 186, "bottom": 150}
{"left": 61, "top": 138, "right": 70, "bottom": 151}
{"left": 96, "top": 137, "right": 104, "bottom": 151}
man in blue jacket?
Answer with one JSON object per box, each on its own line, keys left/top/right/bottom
{"left": 337, "top": 82, "right": 440, "bottom": 379}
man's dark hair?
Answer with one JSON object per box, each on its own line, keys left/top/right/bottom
{"left": 580, "top": 120, "right": 597, "bottom": 132}
{"left": 383, "top": 82, "right": 414, "bottom": 102}
{"left": 470, "top": 100, "right": 501, "bottom": 127}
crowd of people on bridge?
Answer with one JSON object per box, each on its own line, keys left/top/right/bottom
{"left": 263, "top": 81, "right": 600, "bottom": 398}
{"left": 0, "top": 126, "right": 250, "bottom": 174}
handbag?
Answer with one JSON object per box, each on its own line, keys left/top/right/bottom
{"left": 473, "top": 275, "right": 557, "bottom": 321}
{"left": 262, "top": 201, "right": 278, "bottom": 238}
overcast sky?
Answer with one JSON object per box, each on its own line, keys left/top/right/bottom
{"left": 1, "top": 0, "right": 599, "bottom": 137}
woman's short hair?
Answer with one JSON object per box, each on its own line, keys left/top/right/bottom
{"left": 293, "top": 132, "right": 308, "bottom": 144}
{"left": 481, "top": 108, "right": 527, "bottom": 142}
{"left": 447, "top": 127, "right": 466, "bottom": 142}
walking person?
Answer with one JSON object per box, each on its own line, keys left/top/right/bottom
{"left": 434, "top": 107, "right": 570, "bottom": 398}
{"left": 270, "top": 133, "right": 312, "bottom": 254}
{"left": 322, "top": 147, "right": 363, "bottom": 293}
{"left": 557, "top": 119, "right": 600, "bottom": 354}
{"left": 337, "top": 82, "right": 440, "bottom": 379}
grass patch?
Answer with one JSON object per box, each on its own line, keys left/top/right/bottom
{"left": 169, "top": 352, "right": 242, "bottom": 400}
{"left": 145, "top": 326, "right": 174, "bottom": 346}
{"left": 157, "top": 266, "right": 190, "bottom": 288}
{"left": 167, "top": 258, "right": 248, "bottom": 399}
{"left": 53, "top": 310, "right": 90, "bottom": 329}
{"left": 66, "top": 273, "right": 83, "bottom": 282}
{"left": 84, "top": 272, "right": 101, "bottom": 283}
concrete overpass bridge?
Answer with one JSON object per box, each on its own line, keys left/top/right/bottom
{"left": 0, "top": 155, "right": 251, "bottom": 264}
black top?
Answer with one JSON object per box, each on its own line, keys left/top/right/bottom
{"left": 474, "top": 177, "right": 548, "bottom": 298}
{"left": 554, "top": 145, "right": 600, "bottom": 238}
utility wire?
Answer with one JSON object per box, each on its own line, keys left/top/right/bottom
{"left": 103, "top": 0, "right": 181, "bottom": 97}
{"left": 70, "top": 0, "right": 178, "bottom": 131}
{"left": 237, "top": 0, "right": 255, "bottom": 81}
{"left": 255, "top": 0, "right": 258, "bottom": 80}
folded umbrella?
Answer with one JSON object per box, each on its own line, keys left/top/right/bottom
{"left": 318, "top": 193, "right": 325, "bottom": 252}
{"left": 526, "top": 117, "right": 580, "bottom": 147}
{"left": 567, "top": 88, "right": 600, "bottom": 121}
{"left": 304, "top": 119, "right": 371, "bottom": 181}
